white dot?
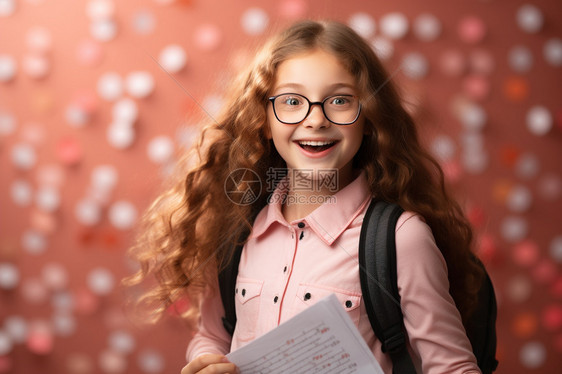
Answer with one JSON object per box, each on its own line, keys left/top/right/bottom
{"left": 413, "top": 13, "right": 441, "bottom": 41}
{"left": 202, "top": 95, "right": 223, "bottom": 118}
{"left": 460, "top": 131, "right": 484, "bottom": 150}
{"left": 194, "top": 24, "right": 222, "bottom": 51}
{"left": 138, "top": 349, "right": 165, "bottom": 374}
{"left": 371, "top": 37, "right": 394, "bottom": 60}
{"left": 91, "top": 165, "right": 119, "bottom": 191}
{"left": 11, "top": 179, "right": 33, "bottom": 206}
{"left": 348, "top": 13, "right": 376, "bottom": 39}
{"left": 41, "top": 263, "right": 68, "bottom": 291}
{"left": 132, "top": 10, "right": 156, "bottom": 35}
{"left": 99, "top": 349, "right": 127, "bottom": 373}
{"left": 75, "top": 198, "right": 103, "bottom": 226}
{"left": 112, "top": 98, "right": 138, "bottom": 124}
{"left": 401, "top": 53, "right": 429, "bottom": 80}
{"left": 462, "top": 150, "right": 488, "bottom": 174}
{"left": 22, "top": 54, "right": 50, "bottom": 79}
{"left": 97, "top": 72, "right": 123, "bottom": 101}
{"left": 515, "top": 153, "right": 540, "bottom": 179}
{"left": 507, "top": 185, "right": 533, "bottom": 213}
{"left": 176, "top": 126, "right": 199, "bottom": 149}
{"left": 0, "top": 112, "right": 16, "bottom": 135}
{"left": 90, "top": 18, "right": 118, "bottom": 42}
{"left": 21, "top": 278, "right": 49, "bottom": 303}
{"left": 520, "top": 341, "right": 546, "bottom": 369}
{"left": 550, "top": 236, "right": 562, "bottom": 263}
{"left": 107, "top": 123, "right": 135, "bottom": 149}
{"left": 22, "top": 229, "right": 47, "bottom": 255}
{"left": 526, "top": 106, "right": 552, "bottom": 136}
{"left": 0, "top": 263, "right": 20, "bottom": 290}
{"left": 159, "top": 45, "right": 187, "bottom": 73}
{"left": 86, "top": 0, "right": 115, "bottom": 20}
{"left": 544, "top": 38, "right": 562, "bottom": 67}
{"left": 509, "top": 46, "right": 533, "bottom": 73}
{"left": 241, "top": 8, "right": 269, "bottom": 35}
{"left": 516, "top": 4, "right": 544, "bottom": 33}
{"left": 0, "top": 0, "right": 16, "bottom": 17}
{"left": 125, "top": 71, "right": 154, "bottom": 99}
{"left": 380, "top": 12, "right": 409, "bottom": 40}
{"left": 147, "top": 136, "right": 174, "bottom": 164}
{"left": 0, "top": 54, "right": 17, "bottom": 82}
{"left": 87, "top": 267, "right": 115, "bottom": 296}
{"left": 0, "top": 331, "right": 13, "bottom": 355}
{"left": 65, "top": 104, "right": 90, "bottom": 127}
{"left": 108, "top": 200, "right": 138, "bottom": 230}
{"left": 35, "top": 186, "right": 61, "bottom": 212}
{"left": 51, "top": 291, "right": 75, "bottom": 311}
{"left": 501, "top": 216, "right": 528, "bottom": 243}
{"left": 459, "top": 104, "right": 487, "bottom": 131}
{"left": 52, "top": 312, "right": 76, "bottom": 337}
{"left": 108, "top": 330, "right": 136, "bottom": 355}
{"left": 11, "top": 142, "right": 36, "bottom": 170}
{"left": 431, "top": 135, "right": 456, "bottom": 161}
{"left": 3, "top": 316, "right": 28, "bottom": 343}
{"left": 87, "top": 185, "right": 112, "bottom": 206}
{"left": 26, "top": 26, "right": 52, "bottom": 53}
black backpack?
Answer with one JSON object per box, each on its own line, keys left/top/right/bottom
{"left": 218, "top": 199, "right": 498, "bottom": 373}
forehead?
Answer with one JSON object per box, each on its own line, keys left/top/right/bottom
{"left": 273, "top": 49, "right": 357, "bottom": 93}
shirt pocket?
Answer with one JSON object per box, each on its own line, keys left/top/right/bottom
{"left": 234, "top": 277, "right": 264, "bottom": 342}
{"left": 296, "top": 283, "right": 362, "bottom": 326}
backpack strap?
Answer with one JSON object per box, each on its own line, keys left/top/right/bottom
{"left": 218, "top": 244, "right": 244, "bottom": 336}
{"left": 359, "top": 199, "right": 416, "bottom": 374}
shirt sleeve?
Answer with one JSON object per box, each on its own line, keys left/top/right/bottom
{"left": 395, "top": 213, "right": 481, "bottom": 374}
{"left": 185, "top": 277, "right": 232, "bottom": 361}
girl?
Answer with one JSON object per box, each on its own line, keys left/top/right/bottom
{"left": 128, "top": 20, "right": 485, "bottom": 373}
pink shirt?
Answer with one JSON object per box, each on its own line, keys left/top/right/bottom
{"left": 187, "top": 173, "right": 481, "bottom": 373}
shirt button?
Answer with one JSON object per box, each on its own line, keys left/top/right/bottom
{"left": 297, "top": 222, "right": 305, "bottom": 228}
{"left": 345, "top": 300, "right": 353, "bottom": 308}
{"left": 274, "top": 296, "right": 279, "bottom": 303}
{"left": 304, "top": 292, "right": 311, "bottom": 301}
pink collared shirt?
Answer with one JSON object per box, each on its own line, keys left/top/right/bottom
{"left": 187, "top": 173, "right": 481, "bottom": 373}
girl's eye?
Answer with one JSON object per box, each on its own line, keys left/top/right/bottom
{"left": 284, "top": 97, "right": 301, "bottom": 106}
{"left": 330, "top": 96, "right": 350, "bottom": 105}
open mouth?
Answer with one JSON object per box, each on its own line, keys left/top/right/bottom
{"left": 297, "top": 140, "right": 337, "bottom": 153}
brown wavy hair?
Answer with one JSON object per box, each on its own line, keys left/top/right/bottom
{"left": 126, "top": 20, "right": 484, "bottom": 327}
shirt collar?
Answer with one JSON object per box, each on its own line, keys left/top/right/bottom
{"left": 250, "top": 172, "right": 372, "bottom": 245}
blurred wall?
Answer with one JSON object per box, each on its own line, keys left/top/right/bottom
{"left": 0, "top": 0, "right": 561, "bottom": 373}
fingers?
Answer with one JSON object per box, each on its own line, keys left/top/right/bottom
{"left": 181, "top": 354, "right": 239, "bottom": 374}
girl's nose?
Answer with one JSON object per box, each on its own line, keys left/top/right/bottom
{"left": 303, "top": 105, "right": 329, "bottom": 129}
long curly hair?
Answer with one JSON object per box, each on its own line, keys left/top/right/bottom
{"left": 126, "top": 20, "right": 484, "bottom": 327}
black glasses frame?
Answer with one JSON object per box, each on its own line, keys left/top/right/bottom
{"left": 268, "top": 93, "right": 362, "bottom": 125}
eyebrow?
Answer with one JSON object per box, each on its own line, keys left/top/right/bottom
{"left": 273, "top": 82, "right": 356, "bottom": 92}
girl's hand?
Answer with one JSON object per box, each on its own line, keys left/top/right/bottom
{"left": 181, "top": 354, "right": 239, "bottom": 374}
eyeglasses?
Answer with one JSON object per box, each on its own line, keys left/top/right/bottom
{"left": 268, "top": 93, "right": 361, "bottom": 125}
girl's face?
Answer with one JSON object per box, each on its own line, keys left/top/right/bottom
{"left": 268, "top": 49, "right": 365, "bottom": 188}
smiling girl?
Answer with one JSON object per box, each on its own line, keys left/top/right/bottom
{"left": 128, "top": 20, "right": 484, "bottom": 374}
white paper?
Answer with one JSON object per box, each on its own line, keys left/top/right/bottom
{"left": 226, "top": 294, "right": 383, "bottom": 374}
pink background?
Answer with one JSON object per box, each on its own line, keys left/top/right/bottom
{"left": 0, "top": 0, "right": 561, "bottom": 373}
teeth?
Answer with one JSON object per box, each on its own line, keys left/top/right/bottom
{"left": 298, "top": 140, "right": 335, "bottom": 146}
